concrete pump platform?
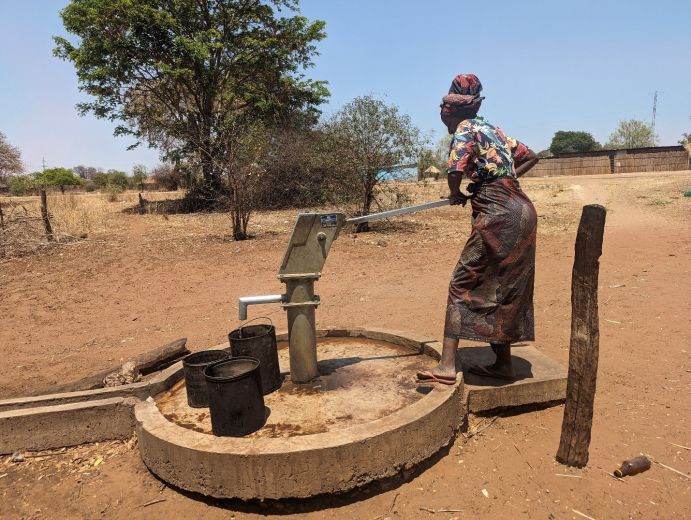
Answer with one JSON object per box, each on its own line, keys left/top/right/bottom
{"left": 459, "top": 344, "right": 568, "bottom": 413}
{"left": 135, "top": 328, "right": 465, "bottom": 499}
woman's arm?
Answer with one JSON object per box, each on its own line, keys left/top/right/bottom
{"left": 514, "top": 149, "right": 539, "bottom": 178}
{"left": 447, "top": 171, "right": 468, "bottom": 205}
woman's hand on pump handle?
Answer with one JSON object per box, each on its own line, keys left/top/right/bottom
{"left": 448, "top": 191, "right": 469, "bottom": 206}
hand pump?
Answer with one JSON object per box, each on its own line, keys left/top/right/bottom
{"left": 238, "top": 198, "right": 451, "bottom": 383}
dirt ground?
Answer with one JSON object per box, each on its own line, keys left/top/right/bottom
{"left": 1, "top": 171, "right": 690, "bottom": 519}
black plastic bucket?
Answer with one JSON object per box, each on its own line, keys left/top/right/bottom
{"left": 228, "top": 319, "right": 281, "bottom": 395}
{"left": 183, "top": 350, "right": 230, "bottom": 408}
{"left": 204, "top": 357, "right": 266, "bottom": 437}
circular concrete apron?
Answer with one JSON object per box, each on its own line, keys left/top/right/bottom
{"left": 135, "top": 329, "right": 463, "bottom": 499}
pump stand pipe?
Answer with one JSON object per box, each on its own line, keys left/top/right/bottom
{"left": 280, "top": 275, "right": 321, "bottom": 383}
{"left": 238, "top": 294, "right": 285, "bottom": 321}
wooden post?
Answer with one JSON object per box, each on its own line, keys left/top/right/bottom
{"left": 40, "top": 189, "right": 54, "bottom": 242}
{"left": 556, "top": 204, "right": 606, "bottom": 467}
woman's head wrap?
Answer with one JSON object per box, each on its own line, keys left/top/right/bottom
{"left": 441, "top": 73, "right": 484, "bottom": 117}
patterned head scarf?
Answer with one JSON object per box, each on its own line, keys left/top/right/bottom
{"left": 441, "top": 73, "right": 484, "bottom": 116}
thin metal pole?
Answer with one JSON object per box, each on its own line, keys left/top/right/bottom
{"left": 345, "top": 198, "right": 450, "bottom": 226}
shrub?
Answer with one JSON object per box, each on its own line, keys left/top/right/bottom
{"left": 103, "top": 184, "right": 124, "bottom": 202}
{"left": 8, "top": 175, "right": 35, "bottom": 195}
{"left": 151, "top": 164, "right": 182, "bottom": 191}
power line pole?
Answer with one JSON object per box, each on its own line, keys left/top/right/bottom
{"left": 651, "top": 91, "right": 658, "bottom": 146}
{"left": 41, "top": 157, "right": 47, "bottom": 172}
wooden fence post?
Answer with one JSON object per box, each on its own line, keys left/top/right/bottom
{"left": 556, "top": 204, "right": 607, "bottom": 467}
{"left": 40, "top": 189, "right": 54, "bottom": 242}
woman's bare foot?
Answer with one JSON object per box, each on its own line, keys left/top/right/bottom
{"left": 468, "top": 361, "right": 516, "bottom": 380}
{"left": 428, "top": 363, "right": 457, "bottom": 380}
{"left": 467, "top": 343, "right": 516, "bottom": 380}
{"left": 416, "top": 336, "right": 459, "bottom": 383}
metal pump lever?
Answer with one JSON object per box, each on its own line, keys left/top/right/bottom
{"left": 345, "top": 198, "right": 451, "bottom": 226}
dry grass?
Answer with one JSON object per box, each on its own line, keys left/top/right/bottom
{"left": 0, "top": 190, "right": 182, "bottom": 259}
{"left": 1, "top": 173, "right": 688, "bottom": 258}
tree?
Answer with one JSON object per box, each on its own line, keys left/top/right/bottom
{"left": 35, "top": 167, "right": 82, "bottom": 193}
{"left": 223, "top": 119, "right": 267, "bottom": 240}
{"left": 549, "top": 131, "right": 601, "bottom": 155}
{"left": 8, "top": 175, "right": 36, "bottom": 196}
{"left": 417, "top": 135, "right": 450, "bottom": 180}
{"left": 537, "top": 149, "right": 553, "bottom": 158}
{"left": 54, "top": 0, "right": 328, "bottom": 197}
{"left": 325, "top": 95, "right": 424, "bottom": 232}
{"left": 105, "top": 170, "right": 129, "bottom": 189}
{"left": 679, "top": 117, "right": 691, "bottom": 149}
{"left": 131, "top": 164, "right": 148, "bottom": 190}
{"left": 606, "top": 119, "right": 656, "bottom": 149}
{"left": 73, "top": 165, "right": 99, "bottom": 180}
{"left": 0, "top": 132, "right": 23, "bottom": 182}
{"left": 151, "top": 164, "right": 182, "bottom": 191}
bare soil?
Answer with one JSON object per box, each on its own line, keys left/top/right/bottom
{"left": 1, "top": 171, "right": 690, "bottom": 519}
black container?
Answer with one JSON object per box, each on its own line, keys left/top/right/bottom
{"left": 183, "top": 350, "right": 230, "bottom": 408}
{"left": 204, "top": 357, "right": 266, "bottom": 437}
{"left": 228, "top": 321, "right": 282, "bottom": 395}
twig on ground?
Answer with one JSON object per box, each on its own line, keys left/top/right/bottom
{"left": 603, "top": 470, "right": 626, "bottom": 483}
{"left": 419, "top": 507, "right": 463, "bottom": 514}
{"left": 511, "top": 442, "right": 534, "bottom": 469}
{"left": 572, "top": 509, "right": 596, "bottom": 520}
{"left": 555, "top": 474, "right": 584, "bottom": 479}
{"left": 668, "top": 442, "right": 690, "bottom": 451}
{"left": 465, "top": 416, "right": 499, "bottom": 439}
{"left": 389, "top": 492, "right": 400, "bottom": 514}
{"left": 141, "top": 498, "right": 166, "bottom": 508}
{"left": 655, "top": 461, "right": 690, "bottom": 479}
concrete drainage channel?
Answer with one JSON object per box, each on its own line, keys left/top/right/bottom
{"left": 0, "top": 328, "right": 465, "bottom": 500}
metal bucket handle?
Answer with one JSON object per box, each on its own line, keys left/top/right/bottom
{"left": 239, "top": 316, "right": 273, "bottom": 339}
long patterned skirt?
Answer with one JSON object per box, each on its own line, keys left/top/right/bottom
{"left": 445, "top": 177, "right": 537, "bottom": 343}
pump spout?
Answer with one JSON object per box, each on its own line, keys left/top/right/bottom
{"left": 238, "top": 294, "right": 284, "bottom": 321}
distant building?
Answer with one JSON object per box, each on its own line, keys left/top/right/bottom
{"left": 422, "top": 165, "right": 441, "bottom": 180}
{"left": 526, "top": 145, "right": 690, "bottom": 177}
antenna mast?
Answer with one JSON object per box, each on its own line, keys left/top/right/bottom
{"left": 651, "top": 91, "right": 658, "bottom": 146}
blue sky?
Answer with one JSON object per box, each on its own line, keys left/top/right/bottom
{"left": 1, "top": 0, "right": 689, "bottom": 173}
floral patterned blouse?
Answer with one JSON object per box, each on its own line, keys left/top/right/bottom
{"left": 447, "top": 117, "right": 529, "bottom": 182}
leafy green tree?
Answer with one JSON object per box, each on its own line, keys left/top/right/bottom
{"left": 131, "top": 164, "right": 148, "bottom": 190}
{"left": 325, "top": 95, "right": 424, "bottom": 232}
{"left": 8, "top": 175, "right": 35, "bottom": 196}
{"left": 417, "top": 135, "right": 450, "bottom": 180}
{"left": 35, "top": 167, "right": 82, "bottom": 193}
{"left": 0, "top": 132, "right": 23, "bottom": 183}
{"left": 54, "top": 0, "right": 328, "bottom": 196}
{"left": 606, "top": 119, "right": 656, "bottom": 149}
{"left": 105, "top": 170, "right": 129, "bottom": 189}
{"left": 549, "top": 131, "right": 601, "bottom": 155}
{"left": 92, "top": 172, "right": 110, "bottom": 189}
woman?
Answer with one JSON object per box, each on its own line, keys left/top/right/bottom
{"left": 418, "top": 73, "right": 539, "bottom": 383}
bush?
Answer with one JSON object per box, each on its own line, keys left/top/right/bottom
{"left": 92, "top": 170, "right": 129, "bottom": 190}
{"left": 8, "top": 175, "right": 35, "bottom": 195}
{"left": 256, "top": 128, "right": 350, "bottom": 209}
{"left": 151, "top": 164, "right": 182, "bottom": 191}
{"left": 103, "top": 184, "right": 124, "bottom": 202}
